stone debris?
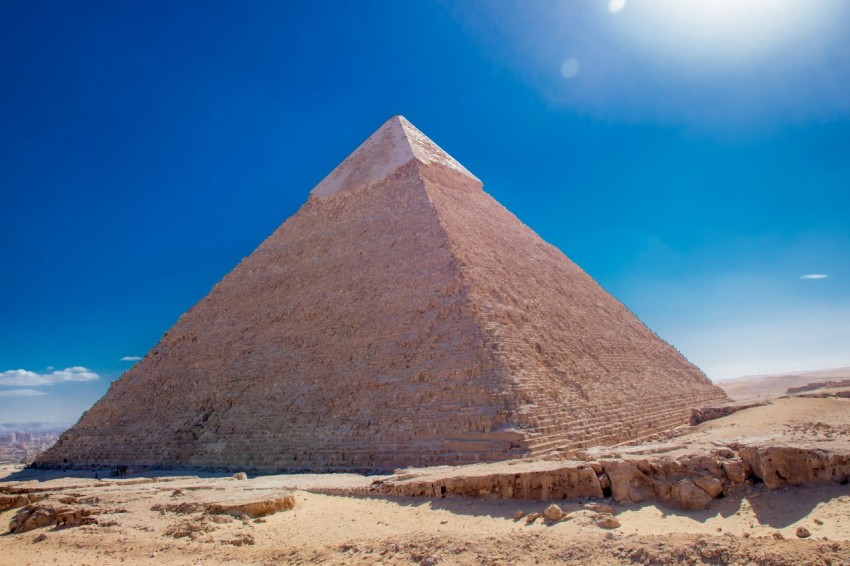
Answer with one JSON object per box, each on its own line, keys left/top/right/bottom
{"left": 97, "top": 518, "right": 120, "bottom": 527}
{"left": 583, "top": 502, "right": 615, "bottom": 515}
{"left": 513, "top": 510, "right": 525, "bottom": 521}
{"left": 233, "top": 472, "right": 248, "bottom": 480}
{"left": 165, "top": 517, "right": 216, "bottom": 540}
{"left": 525, "top": 513, "right": 541, "bottom": 524}
{"left": 594, "top": 515, "right": 621, "bottom": 529}
{"left": 222, "top": 533, "right": 256, "bottom": 547}
{"left": 151, "top": 493, "right": 295, "bottom": 519}
{"left": 8, "top": 504, "right": 96, "bottom": 534}
{"left": 796, "top": 526, "right": 811, "bottom": 538}
{"left": 543, "top": 504, "right": 567, "bottom": 522}
{"left": 36, "top": 116, "right": 726, "bottom": 473}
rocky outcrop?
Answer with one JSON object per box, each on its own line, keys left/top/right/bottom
{"left": 152, "top": 493, "right": 295, "bottom": 519}
{"left": 371, "top": 463, "right": 603, "bottom": 500}
{"left": 205, "top": 495, "right": 295, "bottom": 518}
{"left": 787, "top": 379, "right": 850, "bottom": 395}
{"left": 370, "top": 443, "right": 850, "bottom": 511}
{"left": 738, "top": 446, "right": 850, "bottom": 489}
{"left": 4, "top": 479, "right": 294, "bottom": 534}
{"left": 8, "top": 504, "right": 97, "bottom": 533}
{"left": 690, "top": 401, "right": 768, "bottom": 425}
{"left": 0, "top": 493, "right": 47, "bottom": 511}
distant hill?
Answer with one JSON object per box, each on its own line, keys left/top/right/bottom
{"left": 717, "top": 367, "right": 850, "bottom": 401}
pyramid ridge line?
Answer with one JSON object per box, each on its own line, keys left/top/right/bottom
{"left": 309, "top": 116, "right": 479, "bottom": 199}
{"left": 396, "top": 117, "right": 480, "bottom": 184}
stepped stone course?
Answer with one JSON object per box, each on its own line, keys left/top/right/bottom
{"left": 37, "top": 116, "right": 727, "bottom": 472}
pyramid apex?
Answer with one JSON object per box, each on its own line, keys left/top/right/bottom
{"left": 310, "top": 116, "right": 480, "bottom": 199}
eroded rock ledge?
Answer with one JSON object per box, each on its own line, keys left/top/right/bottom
{"left": 2, "top": 477, "right": 296, "bottom": 535}
{"left": 363, "top": 443, "right": 850, "bottom": 511}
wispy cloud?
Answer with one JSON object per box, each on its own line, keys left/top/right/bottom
{"left": 0, "top": 389, "right": 49, "bottom": 398}
{"left": 0, "top": 367, "right": 100, "bottom": 387}
{"left": 120, "top": 356, "right": 142, "bottom": 362}
{"left": 800, "top": 274, "right": 828, "bottom": 280}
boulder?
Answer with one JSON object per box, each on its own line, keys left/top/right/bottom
{"left": 600, "top": 460, "right": 648, "bottom": 503}
{"left": 720, "top": 460, "right": 747, "bottom": 484}
{"left": 594, "top": 515, "right": 621, "bottom": 529}
{"left": 9, "top": 506, "right": 55, "bottom": 534}
{"left": 543, "top": 504, "right": 566, "bottom": 522}
{"left": 670, "top": 480, "right": 712, "bottom": 511}
{"left": 693, "top": 475, "right": 724, "bottom": 498}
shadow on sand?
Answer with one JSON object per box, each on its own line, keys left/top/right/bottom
{"left": 0, "top": 465, "right": 233, "bottom": 484}
{"left": 342, "top": 482, "right": 841, "bottom": 529}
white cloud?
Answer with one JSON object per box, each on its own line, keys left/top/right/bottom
{"left": 0, "top": 389, "right": 49, "bottom": 398}
{"left": 800, "top": 274, "right": 828, "bottom": 280}
{"left": 0, "top": 367, "right": 100, "bottom": 388}
{"left": 120, "top": 356, "right": 142, "bottom": 362}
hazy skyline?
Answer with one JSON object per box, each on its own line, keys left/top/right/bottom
{"left": 2, "top": 1, "right": 849, "bottom": 422}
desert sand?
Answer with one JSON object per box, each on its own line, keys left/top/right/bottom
{"left": 3, "top": 396, "right": 849, "bottom": 565}
{"left": 718, "top": 367, "right": 850, "bottom": 401}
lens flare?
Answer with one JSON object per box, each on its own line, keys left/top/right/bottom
{"left": 560, "top": 58, "right": 580, "bottom": 78}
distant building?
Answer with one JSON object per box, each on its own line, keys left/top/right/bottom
{"left": 15, "top": 431, "right": 34, "bottom": 443}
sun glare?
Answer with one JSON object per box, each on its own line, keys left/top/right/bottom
{"left": 616, "top": 0, "right": 830, "bottom": 64}
{"left": 608, "top": 0, "right": 627, "bottom": 14}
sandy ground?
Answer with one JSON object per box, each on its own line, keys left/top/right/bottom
{"left": 2, "top": 397, "right": 850, "bottom": 565}
{"left": 2, "top": 476, "right": 848, "bottom": 565}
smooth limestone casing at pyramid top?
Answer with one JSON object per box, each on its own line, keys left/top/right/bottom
{"left": 38, "top": 116, "right": 727, "bottom": 472}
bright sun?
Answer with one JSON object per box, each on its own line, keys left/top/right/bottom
{"left": 610, "top": 0, "right": 828, "bottom": 64}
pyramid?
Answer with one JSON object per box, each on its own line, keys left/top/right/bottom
{"left": 38, "top": 116, "right": 727, "bottom": 472}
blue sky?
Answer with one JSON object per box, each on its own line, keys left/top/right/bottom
{"left": 2, "top": 0, "right": 849, "bottom": 423}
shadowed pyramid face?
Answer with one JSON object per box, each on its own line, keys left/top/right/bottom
{"left": 38, "top": 116, "right": 727, "bottom": 472}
